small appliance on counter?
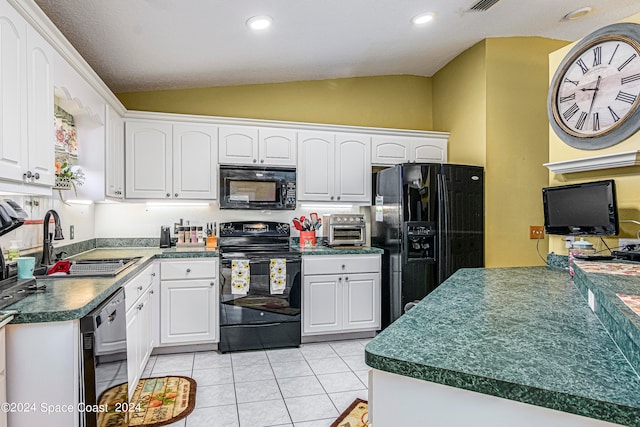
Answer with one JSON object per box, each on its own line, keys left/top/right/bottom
{"left": 322, "top": 214, "right": 366, "bottom": 246}
{"left": 159, "top": 226, "right": 171, "bottom": 248}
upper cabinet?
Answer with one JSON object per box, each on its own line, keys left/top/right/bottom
{"left": 297, "top": 131, "right": 371, "bottom": 203}
{"left": 105, "top": 105, "right": 125, "bottom": 198}
{"left": 371, "top": 134, "right": 448, "bottom": 165}
{"left": 219, "top": 126, "right": 296, "bottom": 166}
{"left": 0, "top": 1, "right": 54, "bottom": 193}
{"left": 125, "top": 120, "right": 218, "bottom": 199}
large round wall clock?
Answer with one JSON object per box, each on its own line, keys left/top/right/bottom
{"left": 548, "top": 23, "right": 640, "bottom": 149}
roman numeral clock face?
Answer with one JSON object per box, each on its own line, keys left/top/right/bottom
{"left": 549, "top": 24, "right": 640, "bottom": 149}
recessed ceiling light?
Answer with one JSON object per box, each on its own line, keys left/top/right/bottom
{"left": 562, "top": 7, "right": 593, "bottom": 21}
{"left": 247, "top": 15, "right": 272, "bottom": 30}
{"left": 412, "top": 12, "right": 435, "bottom": 26}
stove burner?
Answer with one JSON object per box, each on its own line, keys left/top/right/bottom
{"left": 0, "top": 277, "right": 41, "bottom": 310}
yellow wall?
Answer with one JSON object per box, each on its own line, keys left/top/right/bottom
{"left": 117, "top": 75, "right": 434, "bottom": 131}
{"left": 432, "top": 40, "right": 487, "bottom": 167}
{"left": 548, "top": 12, "right": 640, "bottom": 255}
{"left": 433, "top": 37, "right": 569, "bottom": 267}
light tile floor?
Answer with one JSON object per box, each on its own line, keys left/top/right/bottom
{"left": 144, "top": 338, "right": 371, "bottom": 427}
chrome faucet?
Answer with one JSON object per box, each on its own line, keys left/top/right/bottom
{"left": 42, "top": 210, "right": 64, "bottom": 266}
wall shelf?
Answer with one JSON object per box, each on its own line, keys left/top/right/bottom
{"left": 543, "top": 150, "right": 640, "bottom": 174}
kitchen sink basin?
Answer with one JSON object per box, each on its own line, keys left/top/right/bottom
{"left": 36, "top": 257, "right": 142, "bottom": 278}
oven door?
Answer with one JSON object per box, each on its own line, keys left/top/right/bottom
{"left": 329, "top": 225, "right": 366, "bottom": 246}
{"left": 219, "top": 254, "right": 301, "bottom": 352}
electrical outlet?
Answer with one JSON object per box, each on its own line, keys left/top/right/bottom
{"left": 618, "top": 238, "right": 640, "bottom": 250}
{"left": 70, "top": 225, "right": 75, "bottom": 240}
{"left": 529, "top": 225, "right": 544, "bottom": 240}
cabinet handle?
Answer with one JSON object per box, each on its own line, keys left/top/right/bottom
{"left": 34, "top": 172, "right": 40, "bottom": 180}
{"left": 337, "top": 196, "right": 340, "bottom": 200}
{"left": 341, "top": 264, "right": 345, "bottom": 269}
{"left": 345, "top": 276, "right": 349, "bottom": 281}
{"left": 150, "top": 290, "right": 154, "bottom": 295}
{"left": 260, "top": 159, "right": 264, "bottom": 163}
{"left": 210, "top": 282, "right": 215, "bottom": 286}
{"left": 24, "top": 170, "right": 33, "bottom": 179}
{"left": 330, "top": 196, "right": 334, "bottom": 200}
{"left": 174, "top": 193, "right": 178, "bottom": 197}
{"left": 186, "top": 268, "right": 191, "bottom": 273}
{"left": 137, "top": 285, "right": 143, "bottom": 291}
{"left": 338, "top": 277, "right": 342, "bottom": 282}
{"left": 253, "top": 159, "right": 257, "bottom": 163}
{"left": 137, "top": 303, "right": 144, "bottom": 310}
{"left": 151, "top": 272, "right": 156, "bottom": 277}
{"left": 166, "top": 193, "right": 171, "bottom": 197}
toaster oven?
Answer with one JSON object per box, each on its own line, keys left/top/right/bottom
{"left": 323, "top": 214, "right": 366, "bottom": 246}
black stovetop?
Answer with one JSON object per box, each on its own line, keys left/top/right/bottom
{"left": 0, "top": 276, "right": 45, "bottom": 310}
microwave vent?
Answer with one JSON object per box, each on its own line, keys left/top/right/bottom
{"left": 468, "top": 0, "right": 502, "bottom": 12}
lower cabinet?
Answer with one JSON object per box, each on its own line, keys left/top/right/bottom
{"left": 159, "top": 259, "right": 219, "bottom": 345}
{"left": 302, "top": 255, "right": 381, "bottom": 336}
{"left": 125, "top": 263, "right": 157, "bottom": 397}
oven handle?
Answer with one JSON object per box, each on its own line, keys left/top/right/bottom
{"left": 222, "top": 322, "right": 284, "bottom": 328}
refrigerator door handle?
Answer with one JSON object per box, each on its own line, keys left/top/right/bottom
{"left": 437, "top": 173, "right": 449, "bottom": 284}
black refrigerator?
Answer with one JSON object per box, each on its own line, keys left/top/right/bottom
{"left": 371, "top": 163, "right": 484, "bottom": 328}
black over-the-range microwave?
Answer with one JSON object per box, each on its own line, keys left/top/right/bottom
{"left": 219, "top": 165, "right": 297, "bottom": 210}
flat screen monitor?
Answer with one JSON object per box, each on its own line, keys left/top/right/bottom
{"left": 542, "top": 180, "right": 619, "bottom": 236}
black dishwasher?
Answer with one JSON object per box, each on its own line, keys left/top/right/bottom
{"left": 79, "top": 288, "right": 128, "bottom": 427}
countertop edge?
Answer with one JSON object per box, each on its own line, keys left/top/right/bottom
{"left": 365, "top": 348, "right": 639, "bottom": 427}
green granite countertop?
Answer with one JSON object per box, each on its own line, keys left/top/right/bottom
{"left": 6, "top": 247, "right": 219, "bottom": 325}
{"left": 365, "top": 267, "right": 640, "bottom": 427}
{"left": 290, "top": 242, "right": 383, "bottom": 255}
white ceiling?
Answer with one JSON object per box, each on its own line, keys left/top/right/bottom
{"left": 33, "top": 0, "right": 640, "bottom": 94}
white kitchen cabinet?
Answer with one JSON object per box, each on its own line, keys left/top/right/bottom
{"left": 105, "top": 104, "right": 125, "bottom": 198}
{"left": 219, "top": 126, "right": 296, "bottom": 166}
{"left": 371, "top": 134, "right": 448, "bottom": 165}
{"left": 298, "top": 131, "right": 371, "bottom": 203}
{"left": 159, "top": 259, "right": 219, "bottom": 345}
{"left": 173, "top": 124, "right": 218, "bottom": 199}
{"left": 302, "top": 255, "right": 381, "bottom": 335}
{"left": 0, "top": 1, "right": 54, "bottom": 193}
{"left": 125, "top": 263, "right": 157, "bottom": 397}
{"left": 125, "top": 120, "right": 218, "bottom": 199}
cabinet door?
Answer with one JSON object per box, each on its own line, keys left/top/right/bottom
{"left": 335, "top": 133, "right": 371, "bottom": 203}
{"left": 342, "top": 272, "right": 380, "bottom": 331}
{"left": 297, "top": 131, "right": 335, "bottom": 201}
{"left": 136, "top": 289, "right": 153, "bottom": 378}
{"left": 125, "top": 121, "right": 172, "bottom": 198}
{"left": 371, "top": 136, "right": 410, "bottom": 165}
{"left": 412, "top": 137, "right": 448, "bottom": 163}
{"left": 105, "top": 105, "right": 125, "bottom": 198}
{"left": 25, "top": 26, "right": 54, "bottom": 187}
{"left": 160, "top": 279, "right": 218, "bottom": 344}
{"left": 172, "top": 123, "right": 218, "bottom": 199}
{"left": 302, "top": 274, "right": 342, "bottom": 335}
{"left": 258, "top": 128, "right": 297, "bottom": 166}
{"left": 0, "top": 3, "right": 27, "bottom": 183}
{"left": 126, "top": 303, "right": 140, "bottom": 398}
{"left": 218, "top": 126, "right": 258, "bottom": 165}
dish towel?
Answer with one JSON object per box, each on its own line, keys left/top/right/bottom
{"left": 231, "top": 260, "right": 250, "bottom": 295}
{"left": 270, "top": 259, "right": 286, "bottom": 295}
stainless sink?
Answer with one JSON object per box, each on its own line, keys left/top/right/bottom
{"left": 38, "top": 257, "right": 142, "bottom": 278}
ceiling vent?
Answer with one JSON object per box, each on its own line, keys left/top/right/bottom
{"left": 468, "top": 0, "right": 502, "bottom": 12}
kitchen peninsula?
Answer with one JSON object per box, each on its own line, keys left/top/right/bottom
{"left": 365, "top": 265, "right": 640, "bottom": 427}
